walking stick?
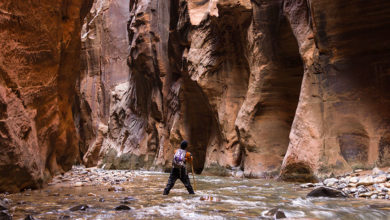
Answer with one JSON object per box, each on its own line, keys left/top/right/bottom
{"left": 191, "top": 162, "right": 196, "bottom": 191}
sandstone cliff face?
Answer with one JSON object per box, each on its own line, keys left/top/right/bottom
{"left": 0, "top": 0, "right": 92, "bottom": 192}
{"left": 79, "top": 0, "right": 390, "bottom": 180}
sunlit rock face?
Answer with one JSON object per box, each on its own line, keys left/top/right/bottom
{"left": 0, "top": 0, "right": 92, "bottom": 192}
{"left": 79, "top": 0, "right": 390, "bottom": 180}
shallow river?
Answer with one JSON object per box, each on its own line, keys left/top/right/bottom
{"left": 5, "top": 168, "right": 390, "bottom": 219}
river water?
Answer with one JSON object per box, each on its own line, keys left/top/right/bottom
{"left": 5, "top": 168, "right": 390, "bottom": 219}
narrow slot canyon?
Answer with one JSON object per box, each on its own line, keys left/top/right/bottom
{"left": 1, "top": 0, "right": 390, "bottom": 219}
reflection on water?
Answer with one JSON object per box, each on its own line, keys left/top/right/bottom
{"left": 5, "top": 169, "right": 390, "bottom": 219}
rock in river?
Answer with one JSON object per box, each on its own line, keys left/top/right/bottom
{"left": 69, "top": 204, "right": 89, "bottom": 211}
{"left": 0, "top": 211, "right": 11, "bottom": 220}
{"left": 115, "top": 205, "right": 131, "bottom": 211}
{"left": 307, "top": 187, "right": 348, "bottom": 198}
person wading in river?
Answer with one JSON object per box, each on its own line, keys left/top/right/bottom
{"left": 163, "top": 140, "right": 195, "bottom": 195}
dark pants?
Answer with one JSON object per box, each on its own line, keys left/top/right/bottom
{"left": 163, "top": 167, "right": 195, "bottom": 195}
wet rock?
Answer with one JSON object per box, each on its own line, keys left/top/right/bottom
{"left": 16, "top": 201, "right": 28, "bottom": 205}
{"left": 121, "top": 197, "right": 136, "bottom": 204}
{"left": 307, "top": 187, "right": 348, "bottom": 198}
{"left": 108, "top": 186, "right": 125, "bottom": 192}
{"left": 49, "top": 193, "right": 59, "bottom": 196}
{"left": 373, "top": 167, "right": 385, "bottom": 175}
{"left": 275, "top": 210, "right": 286, "bottom": 219}
{"left": 200, "top": 196, "right": 221, "bottom": 202}
{"left": 115, "top": 205, "right": 131, "bottom": 211}
{"left": 0, "top": 211, "right": 11, "bottom": 220}
{"left": 74, "top": 182, "right": 83, "bottom": 187}
{"left": 263, "top": 208, "right": 286, "bottom": 219}
{"left": 300, "top": 183, "right": 315, "bottom": 188}
{"left": 88, "top": 193, "right": 96, "bottom": 197}
{"left": 0, "top": 200, "right": 7, "bottom": 211}
{"left": 99, "top": 198, "right": 105, "bottom": 202}
{"left": 24, "top": 215, "right": 36, "bottom": 220}
{"left": 69, "top": 204, "right": 89, "bottom": 211}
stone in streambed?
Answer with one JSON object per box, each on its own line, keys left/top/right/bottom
{"left": 121, "top": 197, "right": 137, "bottom": 204}
{"left": 263, "top": 208, "right": 286, "bottom": 219}
{"left": 357, "top": 176, "right": 374, "bottom": 186}
{"left": 74, "top": 182, "right": 83, "bottom": 187}
{"left": 374, "top": 175, "right": 387, "bottom": 184}
{"left": 372, "top": 167, "right": 385, "bottom": 175}
{"left": 115, "top": 205, "right": 131, "bottom": 211}
{"left": 323, "top": 178, "right": 338, "bottom": 187}
{"left": 300, "top": 183, "right": 315, "bottom": 188}
{"left": 0, "top": 202, "right": 7, "bottom": 211}
{"left": 69, "top": 204, "right": 89, "bottom": 211}
{"left": 275, "top": 210, "right": 286, "bottom": 219}
{"left": 349, "top": 176, "right": 359, "bottom": 183}
{"left": 108, "top": 186, "right": 125, "bottom": 192}
{"left": 24, "top": 215, "right": 36, "bottom": 220}
{"left": 0, "top": 211, "right": 11, "bottom": 220}
{"left": 307, "top": 187, "right": 348, "bottom": 198}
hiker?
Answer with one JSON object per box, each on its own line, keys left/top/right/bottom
{"left": 163, "top": 140, "right": 195, "bottom": 195}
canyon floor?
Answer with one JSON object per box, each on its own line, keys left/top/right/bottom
{"left": 0, "top": 166, "right": 389, "bottom": 219}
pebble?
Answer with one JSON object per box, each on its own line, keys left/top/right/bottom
{"left": 49, "top": 193, "right": 60, "bottom": 196}
{"left": 0, "top": 211, "right": 11, "bottom": 220}
{"left": 121, "top": 197, "right": 137, "bottom": 204}
{"left": 349, "top": 176, "right": 359, "bottom": 183}
{"left": 373, "top": 167, "right": 385, "bottom": 175}
{"left": 24, "top": 215, "right": 36, "bottom": 220}
{"left": 374, "top": 175, "right": 387, "bottom": 183}
{"left": 300, "top": 183, "right": 315, "bottom": 188}
{"left": 88, "top": 193, "right": 96, "bottom": 197}
{"left": 74, "top": 182, "right": 83, "bottom": 187}
{"left": 108, "top": 186, "right": 125, "bottom": 192}
{"left": 115, "top": 205, "right": 131, "bottom": 211}
{"left": 324, "top": 178, "right": 338, "bottom": 187}
{"left": 69, "top": 204, "right": 89, "bottom": 211}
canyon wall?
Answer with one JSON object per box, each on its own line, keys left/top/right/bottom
{"left": 2, "top": 0, "right": 388, "bottom": 192}
{"left": 79, "top": 0, "right": 390, "bottom": 180}
{"left": 0, "top": 0, "right": 92, "bottom": 192}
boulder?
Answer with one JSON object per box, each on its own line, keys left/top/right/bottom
{"left": 307, "top": 187, "right": 348, "bottom": 198}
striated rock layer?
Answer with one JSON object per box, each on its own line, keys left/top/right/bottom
{"left": 79, "top": 0, "right": 390, "bottom": 180}
{"left": 0, "top": 0, "right": 92, "bottom": 192}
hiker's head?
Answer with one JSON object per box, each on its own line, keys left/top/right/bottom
{"left": 180, "top": 140, "right": 188, "bottom": 149}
